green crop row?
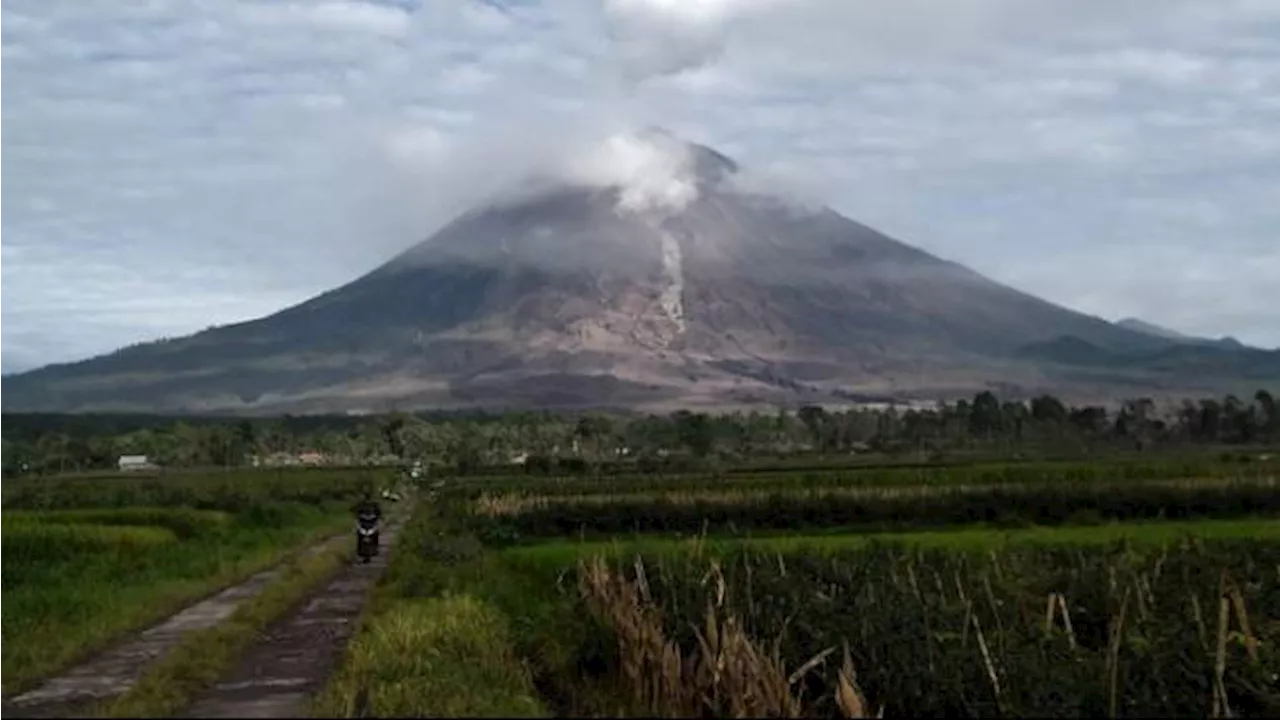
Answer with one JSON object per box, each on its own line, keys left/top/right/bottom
{"left": 0, "top": 467, "right": 392, "bottom": 511}
{"left": 464, "top": 477, "right": 1280, "bottom": 544}
{"left": 443, "top": 454, "right": 1277, "bottom": 501}
{"left": 3, "top": 507, "right": 234, "bottom": 539}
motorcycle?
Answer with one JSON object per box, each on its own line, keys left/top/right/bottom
{"left": 355, "top": 512, "right": 380, "bottom": 563}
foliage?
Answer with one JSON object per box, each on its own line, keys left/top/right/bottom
{"left": 91, "top": 536, "right": 353, "bottom": 718}
{"left": 577, "top": 539, "right": 1280, "bottom": 717}
{"left": 0, "top": 467, "right": 387, "bottom": 511}
{"left": 311, "top": 595, "right": 548, "bottom": 718}
{"left": 4, "top": 387, "right": 1278, "bottom": 476}
{"left": 453, "top": 453, "right": 1278, "bottom": 501}
{"left": 0, "top": 470, "right": 361, "bottom": 694}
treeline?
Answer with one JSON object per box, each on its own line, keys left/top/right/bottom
{"left": 2, "top": 389, "right": 1277, "bottom": 477}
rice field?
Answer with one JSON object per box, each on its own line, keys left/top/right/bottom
{"left": 0, "top": 468, "right": 384, "bottom": 694}
{"left": 318, "top": 452, "right": 1280, "bottom": 717}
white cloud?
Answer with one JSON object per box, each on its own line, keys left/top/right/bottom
{"left": 3, "top": 0, "right": 1280, "bottom": 374}
{"left": 237, "top": 1, "right": 412, "bottom": 37}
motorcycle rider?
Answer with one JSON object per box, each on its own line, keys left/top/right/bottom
{"left": 352, "top": 490, "right": 382, "bottom": 562}
{"left": 353, "top": 490, "right": 383, "bottom": 522}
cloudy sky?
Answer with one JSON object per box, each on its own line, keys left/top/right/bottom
{"left": 3, "top": 0, "right": 1279, "bottom": 374}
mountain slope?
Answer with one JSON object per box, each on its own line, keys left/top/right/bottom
{"left": 1116, "top": 317, "right": 1192, "bottom": 340}
{"left": 5, "top": 131, "right": 1277, "bottom": 413}
{"left": 1116, "top": 317, "right": 1248, "bottom": 350}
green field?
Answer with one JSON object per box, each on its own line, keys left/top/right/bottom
{"left": 0, "top": 468, "right": 388, "bottom": 695}
{"left": 501, "top": 517, "right": 1280, "bottom": 567}
{"left": 5, "top": 453, "right": 1278, "bottom": 716}
{"left": 318, "top": 453, "right": 1280, "bottom": 718}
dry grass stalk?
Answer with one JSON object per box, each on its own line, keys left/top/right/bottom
{"left": 1043, "top": 592, "right": 1079, "bottom": 649}
{"left": 578, "top": 556, "right": 874, "bottom": 718}
{"left": 835, "top": 642, "right": 880, "bottom": 718}
{"left": 969, "top": 607, "right": 1005, "bottom": 715}
{"left": 1225, "top": 580, "right": 1259, "bottom": 664}
{"left": 1106, "top": 585, "right": 1131, "bottom": 720}
{"left": 1212, "top": 590, "right": 1232, "bottom": 719}
{"left": 1190, "top": 594, "right": 1209, "bottom": 654}
{"left": 1057, "top": 594, "right": 1078, "bottom": 650}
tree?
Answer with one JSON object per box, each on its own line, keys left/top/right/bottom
{"left": 1256, "top": 389, "right": 1278, "bottom": 436}
{"left": 674, "top": 411, "right": 714, "bottom": 457}
{"left": 1069, "top": 406, "right": 1108, "bottom": 435}
{"left": 1198, "top": 399, "right": 1223, "bottom": 442}
{"left": 969, "top": 391, "right": 1002, "bottom": 439}
{"left": 381, "top": 415, "right": 408, "bottom": 459}
{"left": 1029, "top": 394, "right": 1067, "bottom": 424}
{"left": 797, "top": 405, "right": 829, "bottom": 451}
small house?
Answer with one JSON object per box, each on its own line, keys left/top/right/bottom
{"left": 118, "top": 455, "right": 158, "bottom": 472}
{"left": 297, "top": 451, "right": 326, "bottom": 466}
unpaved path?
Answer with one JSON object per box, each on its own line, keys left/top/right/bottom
{"left": 181, "top": 520, "right": 403, "bottom": 719}
{"left": 2, "top": 535, "right": 346, "bottom": 719}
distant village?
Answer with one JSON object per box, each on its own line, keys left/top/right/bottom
{"left": 112, "top": 440, "right": 644, "bottom": 473}
{"left": 116, "top": 450, "right": 393, "bottom": 471}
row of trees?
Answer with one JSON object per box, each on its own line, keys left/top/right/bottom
{"left": 2, "top": 389, "right": 1276, "bottom": 477}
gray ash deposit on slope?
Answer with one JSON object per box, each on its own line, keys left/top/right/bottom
{"left": 5, "top": 129, "right": 1276, "bottom": 413}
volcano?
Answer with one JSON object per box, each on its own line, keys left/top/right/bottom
{"left": 4, "top": 130, "right": 1277, "bottom": 414}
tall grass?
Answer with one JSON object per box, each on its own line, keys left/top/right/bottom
{"left": 577, "top": 539, "right": 1280, "bottom": 717}
{"left": 577, "top": 555, "right": 875, "bottom": 718}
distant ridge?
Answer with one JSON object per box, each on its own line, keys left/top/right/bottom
{"left": 1116, "top": 317, "right": 1249, "bottom": 350}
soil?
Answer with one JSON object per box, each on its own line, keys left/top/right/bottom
{"left": 180, "top": 521, "right": 402, "bottom": 718}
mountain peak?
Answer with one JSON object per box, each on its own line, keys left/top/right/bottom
{"left": 4, "top": 135, "right": 1277, "bottom": 414}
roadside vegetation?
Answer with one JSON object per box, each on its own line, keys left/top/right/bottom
{"left": 3, "top": 391, "right": 1278, "bottom": 716}
{"left": 314, "top": 447, "right": 1279, "bottom": 718}
{"left": 92, "top": 536, "right": 354, "bottom": 718}
{"left": 0, "top": 468, "right": 387, "bottom": 695}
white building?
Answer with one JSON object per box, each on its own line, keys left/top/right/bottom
{"left": 118, "top": 455, "right": 158, "bottom": 471}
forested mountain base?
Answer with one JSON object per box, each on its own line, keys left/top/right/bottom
{"left": 3, "top": 389, "right": 1277, "bottom": 477}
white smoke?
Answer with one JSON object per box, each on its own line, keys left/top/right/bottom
{"left": 374, "top": 0, "right": 809, "bottom": 237}
{"left": 603, "top": 0, "right": 789, "bottom": 84}
{"left": 560, "top": 129, "right": 700, "bottom": 214}
{"left": 374, "top": 118, "right": 707, "bottom": 233}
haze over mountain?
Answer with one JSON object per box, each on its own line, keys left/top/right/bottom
{"left": 1115, "top": 317, "right": 1248, "bottom": 350}
{"left": 4, "top": 130, "right": 1277, "bottom": 415}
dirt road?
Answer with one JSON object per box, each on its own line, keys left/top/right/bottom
{"left": 2, "top": 536, "right": 345, "bottom": 719}
{"left": 180, "top": 520, "right": 403, "bottom": 719}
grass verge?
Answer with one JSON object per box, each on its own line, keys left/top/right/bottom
{"left": 88, "top": 536, "right": 353, "bottom": 718}
{"left": 310, "top": 594, "right": 547, "bottom": 718}
{"left": 2, "top": 506, "right": 349, "bottom": 696}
